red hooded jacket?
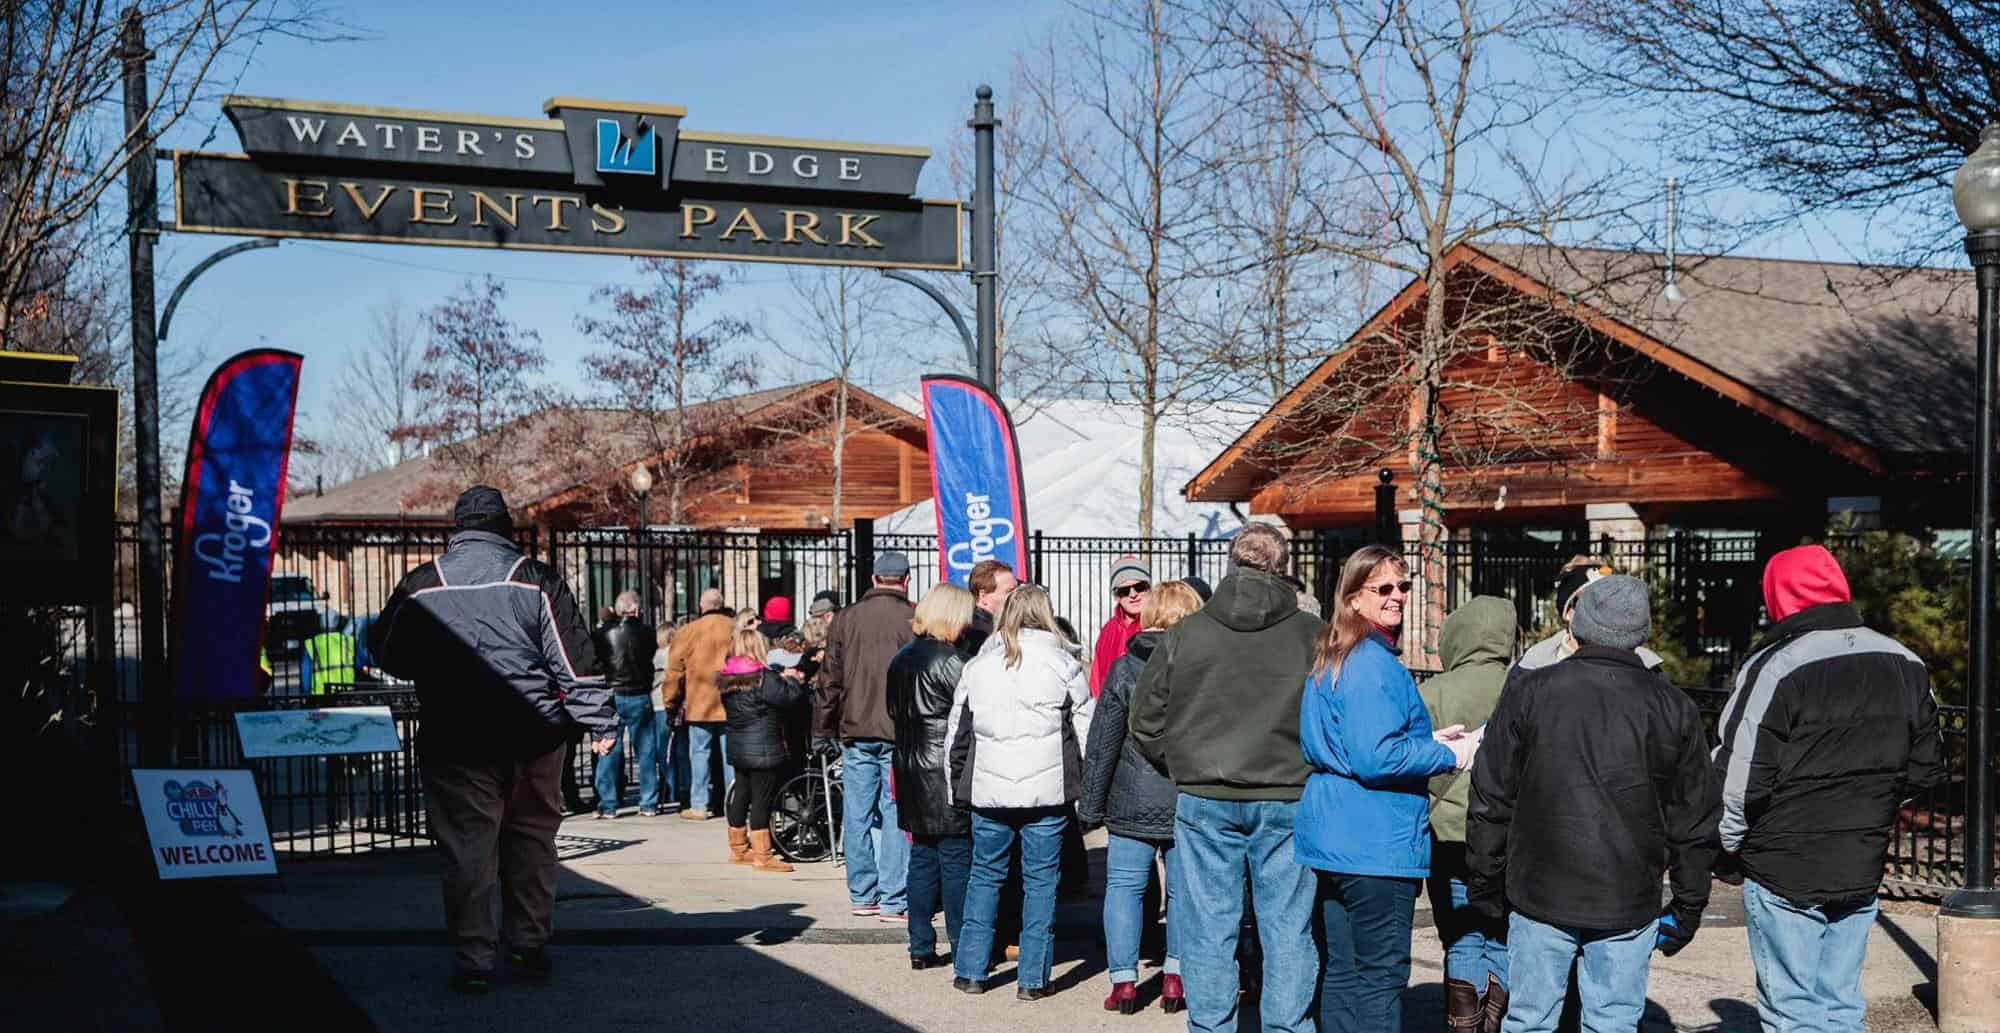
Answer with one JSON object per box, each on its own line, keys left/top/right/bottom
{"left": 1761, "top": 545, "right": 1852, "bottom": 622}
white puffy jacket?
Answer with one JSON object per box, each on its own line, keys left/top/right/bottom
{"left": 946, "top": 627, "right": 1093, "bottom": 809}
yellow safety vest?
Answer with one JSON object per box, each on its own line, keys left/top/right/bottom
{"left": 303, "top": 632, "right": 356, "bottom": 695}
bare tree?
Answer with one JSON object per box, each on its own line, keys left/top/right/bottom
{"left": 1562, "top": 0, "right": 2000, "bottom": 262}
{"left": 885, "top": 82, "right": 1074, "bottom": 415}
{"left": 767, "top": 267, "right": 903, "bottom": 531}
{"left": 1217, "top": 39, "right": 1376, "bottom": 401}
{"left": 1016, "top": 0, "right": 1244, "bottom": 537}
{"left": 391, "top": 276, "right": 548, "bottom": 508}
{"left": 309, "top": 301, "right": 419, "bottom": 483}
{"left": 575, "top": 258, "right": 754, "bottom": 525}
{"left": 0, "top": 2, "right": 325, "bottom": 344}
{"left": 1205, "top": 0, "right": 1659, "bottom": 659}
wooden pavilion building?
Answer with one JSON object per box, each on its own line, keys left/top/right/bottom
{"left": 1189, "top": 243, "right": 1979, "bottom": 547}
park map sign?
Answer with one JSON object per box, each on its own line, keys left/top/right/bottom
{"left": 172, "top": 95, "right": 963, "bottom": 270}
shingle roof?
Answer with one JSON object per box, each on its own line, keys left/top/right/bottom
{"left": 285, "top": 380, "right": 906, "bottom": 522}
{"left": 1477, "top": 244, "right": 1975, "bottom": 457}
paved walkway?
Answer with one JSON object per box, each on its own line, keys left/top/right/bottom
{"left": 248, "top": 809, "right": 1940, "bottom": 1033}
{"left": 1, "top": 810, "right": 1946, "bottom": 1031}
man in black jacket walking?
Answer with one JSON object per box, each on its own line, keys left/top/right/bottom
{"left": 1466, "top": 574, "right": 1720, "bottom": 1033}
{"left": 1713, "top": 545, "right": 1945, "bottom": 1033}
{"left": 370, "top": 487, "right": 615, "bottom": 994}
{"left": 592, "top": 591, "right": 660, "bottom": 818}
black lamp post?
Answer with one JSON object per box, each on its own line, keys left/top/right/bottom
{"left": 630, "top": 464, "right": 654, "bottom": 621}
{"left": 1943, "top": 122, "right": 2000, "bottom": 1032}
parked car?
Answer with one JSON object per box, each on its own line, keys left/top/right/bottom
{"left": 266, "top": 575, "right": 341, "bottom": 656}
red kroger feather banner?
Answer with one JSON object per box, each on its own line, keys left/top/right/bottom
{"left": 171, "top": 349, "right": 304, "bottom": 700}
{"left": 920, "top": 375, "right": 1030, "bottom": 585}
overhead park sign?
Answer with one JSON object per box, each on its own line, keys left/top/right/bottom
{"left": 170, "top": 95, "right": 964, "bottom": 270}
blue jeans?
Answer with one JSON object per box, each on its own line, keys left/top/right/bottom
{"left": 657, "top": 716, "right": 689, "bottom": 808}
{"left": 1428, "top": 844, "right": 1508, "bottom": 989}
{"left": 1743, "top": 878, "right": 1875, "bottom": 1033}
{"left": 907, "top": 833, "right": 971, "bottom": 958}
{"left": 1319, "top": 873, "right": 1420, "bottom": 1033}
{"left": 1104, "top": 833, "right": 1181, "bottom": 984}
{"left": 840, "top": 741, "right": 908, "bottom": 913}
{"left": 956, "top": 808, "right": 1065, "bottom": 989}
{"left": 1503, "top": 911, "right": 1657, "bottom": 1033}
{"left": 687, "top": 722, "right": 732, "bottom": 813}
{"left": 1174, "top": 794, "right": 1318, "bottom": 1033}
{"left": 595, "top": 694, "right": 659, "bottom": 814}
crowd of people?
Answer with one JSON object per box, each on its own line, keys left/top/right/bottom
{"left": 370, "top": 486, "right": 1949, "bottom": 1033}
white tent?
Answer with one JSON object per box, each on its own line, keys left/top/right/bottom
{"left": 880, "top": 396, "right": 1261, "bottom": 539}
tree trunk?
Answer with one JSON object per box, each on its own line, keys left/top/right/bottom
{"left": 831, "top": 377, "right": 848, "bottom": 532}
{"left": 1413, "top": 270, "right": 1450, "bottom": 666}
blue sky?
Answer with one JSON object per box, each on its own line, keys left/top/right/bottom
{"left": 144, "top": 0, "right": 1950, "bottom": 451}
{"left": 152, "top": 0, "right": 1068, "bottom": 436}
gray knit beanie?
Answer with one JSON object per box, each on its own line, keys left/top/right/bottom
{"left": 1570, "top": 574, "right": 1650, "bottom": 651}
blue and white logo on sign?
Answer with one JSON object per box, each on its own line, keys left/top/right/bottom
{"left": 595, "top": 117, "right": 655, "bottom": 175}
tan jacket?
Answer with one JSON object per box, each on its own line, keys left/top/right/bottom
{"left": 663, "top": 611, "right": 734, "bottom": 723}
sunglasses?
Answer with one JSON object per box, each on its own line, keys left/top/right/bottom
{"left": 1113, "top": 582, "right": 1150, "bottom": 598}
{"left": 1365, "top": 580, "right": 1414, "bottom": 598}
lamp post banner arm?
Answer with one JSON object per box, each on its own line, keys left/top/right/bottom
{"left": 881, "top": 269, "right": 976, "bottom": 371}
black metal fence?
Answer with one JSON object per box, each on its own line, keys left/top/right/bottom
{"left": 57, "top": 520, "right": 1990, "bottom": 892}
{"left": 110, "top": 689, "right": 429, "bottom": 856}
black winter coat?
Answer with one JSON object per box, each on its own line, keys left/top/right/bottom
{"left": 1467, "top": 646, "right": 1721, "bottom": 931}
{"left": 1712, "top": 602, "right": 1946, "bottom": 905}
{"left": 722, "top": 668, "right": 812, "bottom": 770}
{"left": 1079, "top": 631, "right": 1178, "bottom": 839}
{"left": 958, "top": 609, "right": 994, "bottom": 658}
{"left": 597, "top": 616, "right": 657, "bottom": 694}
{"left": 371, "top": 531, "right": 614, "bottom": 763}
{"left": 888, "top": 637, "right": 971, "bottom": 838}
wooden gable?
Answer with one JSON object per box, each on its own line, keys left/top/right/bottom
{"left": 1198, "top": 244, "right": 1885, "bottom": 527}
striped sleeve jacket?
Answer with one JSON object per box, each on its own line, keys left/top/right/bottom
{"left": 370, "top": 529, "right": 613, "bottom": 763}
{"left": 1711, "top": 601, "right": 1946, "bottom": 905}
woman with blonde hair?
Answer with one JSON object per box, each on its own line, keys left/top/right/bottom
{"left": 718, "top": 626, "right": 812, "bottom": 872}
{"left": 1079, "top": 580, "right": 1203, "bottom": 1014}
{"left": 887, "top": 582, "right": 977, "bottom": 970}
{"left": 945, "top": 584, "right": 1092, "bottom": 1000}
{"left": 1297, "top": 545, "right": 1479, "bottom": 1033}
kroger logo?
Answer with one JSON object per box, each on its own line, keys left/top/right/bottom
{"left": 946, "top": 492, "right": 1015, "bottom": 572}
{"left": 596, "top": 117, "right": 656, "bottom": 175}
{"left": 193, "top": 478, "right": 272, "bottom": 585}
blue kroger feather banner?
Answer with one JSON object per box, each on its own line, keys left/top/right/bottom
{"left": 920, "top": 375, "right": 1030, "bottom": 585}
{"left": 172, "top": 349, "right": 304, "bottom": 700}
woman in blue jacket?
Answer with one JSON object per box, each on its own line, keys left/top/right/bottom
{"left": 1298, "top": 544, "right": 1479, "bottom": 1033}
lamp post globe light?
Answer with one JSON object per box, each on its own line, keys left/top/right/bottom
{"left": 1943, "top": 122, "right": 2000, "bottom": 1033}
{"left": 630, "top": 464, "right": 654, "bottom": 619}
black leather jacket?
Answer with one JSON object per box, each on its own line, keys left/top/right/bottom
{"left": 887, "top": 636, "right": 971, "bottom": 838}
{"left": 598, "top": 616, "right": 657, "bottom": 694}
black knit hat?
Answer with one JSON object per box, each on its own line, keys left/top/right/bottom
{"left": 453, "top": 486, "right": 512, "bottom": 534}
{"left": 1555, "top": 563, "right": 1612, "bottom": 616}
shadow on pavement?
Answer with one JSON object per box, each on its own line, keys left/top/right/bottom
{"left": 299, "top": 860, "right": 928, "bottom": 1033}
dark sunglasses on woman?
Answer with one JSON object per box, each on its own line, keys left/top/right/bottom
{"left": 1366, "top": 580, "right": 1414, "bottom": 597}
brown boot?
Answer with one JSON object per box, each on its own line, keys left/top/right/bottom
{"left": 749, "top": 829, "right": 794, "bottom": 873}
{"left": 726, "top": 825, "right": 752, "bottom": 865}
{"left": 1481, "top": 976, "right": 1508, "bottom": 1033}
{"left": 1445, "top": 978, "right": 1483, "bottom": 1032}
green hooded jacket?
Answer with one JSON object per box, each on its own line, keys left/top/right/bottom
{"left": 1418, "top": 595, "right": 1516, "bottom": 843}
